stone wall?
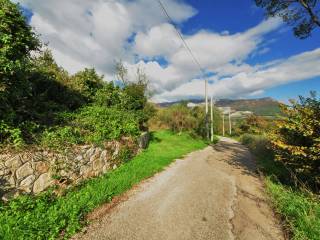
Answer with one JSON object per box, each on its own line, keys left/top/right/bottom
{"left": 0, "top": 137, "right": 139, "bottom": 201}
{"left": 138, "top": 132, "right": 150, "bottom": 149}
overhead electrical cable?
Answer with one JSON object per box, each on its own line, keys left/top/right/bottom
{"left": 156, "top": 0, "right": 206, "bottom": 76}
{"left": 157, "top": 0, "right": 211, "bottom": 139}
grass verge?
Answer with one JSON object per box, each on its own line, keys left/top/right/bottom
{"left": 0, "top": 131, "right": 207, "bottom": 240}
{"left": 265, "top": 178, "right": 320, "bottom": 240}
{"left": 240, "top": 134, "right": 320, "bottom": 240}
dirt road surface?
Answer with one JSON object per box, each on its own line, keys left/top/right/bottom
{"left": 73, "top": 138, "right": 284, "bottom": 240}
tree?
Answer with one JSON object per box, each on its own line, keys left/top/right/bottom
{"left": 115, "top": 60, "right": 128, "bottom": 85}
{"left": 0, "top": 0, "right": 39, "bottom": 89}
{"left": 269, "top": 92, "right": 320, "bottom": 187}
{"left": 255, "top": 0, "right": 320, "bottom": 38}
{"left": 71, "top": 68, "right": 104, "bottom": 100}
{"left": 0, "top": 0, "right": 40, "bottom": 127}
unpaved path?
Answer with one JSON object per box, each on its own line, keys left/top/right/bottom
{"left": 73, "top": 138, "right": 284, "bottom": 240}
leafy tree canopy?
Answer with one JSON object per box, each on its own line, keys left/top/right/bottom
{"left": 0, "top": 0, "right": 39, "bottom": 88}
{"left": 255, "top": 0, "right": 320, "bottom": 38}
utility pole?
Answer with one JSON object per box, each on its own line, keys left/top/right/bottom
{"left": 229, "top": 109, "right": 232, "bottom": 135}
{"left": 205, "top": 79, "right": 209, "bottom": 140}
{"left": 210, "top": 96, "right": 214, "bottom": 142}
{"left": 222, "top": 112, "right": 225, "bottom": 136}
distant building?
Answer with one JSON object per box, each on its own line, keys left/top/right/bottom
{"left": 218, "top": 107, "right": 231, "bottom": 114}
{"left": 241, "top": 111, "right": 253, "bottom": 115}
{"left": 187, "top": 102, "right": 197, "bottom": 108}
{"left": 230, "top": 111, "right": 253, "bottom": 118}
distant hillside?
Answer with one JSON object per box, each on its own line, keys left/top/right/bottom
{"left": 216, "top": 98, "right": 281, "bottom": 116}
{"left": 158, "top": 97, "right": 281, "bottom": 116}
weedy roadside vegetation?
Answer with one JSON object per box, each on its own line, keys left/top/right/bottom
{"left": 239, "top": 93, "right": 320, "bottom": 240}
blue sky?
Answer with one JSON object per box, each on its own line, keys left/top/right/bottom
{"left": 17, "top": 0, "right": 320, "bottom": 102}
{"left": 180, "top": 0, "right": 320, "bottom": 101}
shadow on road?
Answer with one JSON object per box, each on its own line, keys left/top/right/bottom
{"left": 211, "top": 140, "right": 258, "bottom": 177}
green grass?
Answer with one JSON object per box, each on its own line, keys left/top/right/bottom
{"left": 0, "top": 131, "right": 207, "bottom": 240}
{"left": 240, "top": 134, "right": 320, "bottom": 240}
{"left": 266, "top": 179, "right": 320, "bottom": 240}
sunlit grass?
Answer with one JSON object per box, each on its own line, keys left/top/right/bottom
{"left": 266, "top": 179, "right": 320, "bottom": 240}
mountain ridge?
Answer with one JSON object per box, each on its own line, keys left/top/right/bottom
{"left": 158, "top": 97, "right": 281, "bottom": 116}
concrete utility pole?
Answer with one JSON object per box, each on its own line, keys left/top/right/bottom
{"left": 205, "top": 80, "right": 209, "bottom": 139}
{"left": 210, "top": 96, "right": 214, "bottom": 142}
{"left": 222, "top": 113, "right": 225, "bottom": 136}
{"left": 229, "top": 109, "right": 232, "bottom": 135}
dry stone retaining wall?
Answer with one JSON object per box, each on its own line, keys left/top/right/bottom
{"left": 0, "top": 136, "right": 143, "bottom": 201}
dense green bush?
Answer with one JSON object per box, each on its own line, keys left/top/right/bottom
{"left": 0, "top": 120, "right": 24, "bottom": 147}
{"left": 41, "top": 126, "right": 84, "bottom": 148}
{"left": 75, "top": 106, "right": 140, "bottom": 142}
{"left": 70, "top": 68, "right": 104, "bottom": 101}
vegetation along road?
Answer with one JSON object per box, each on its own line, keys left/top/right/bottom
{"left": 73, "top": 137, "right": 283, "bottom": 240}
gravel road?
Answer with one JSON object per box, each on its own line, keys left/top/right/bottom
{"left": 73, "top": 137, "right": 284, "bottom": 240}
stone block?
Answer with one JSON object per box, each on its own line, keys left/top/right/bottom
{"left": 8, "top": 175, "right": 16, "bottom": 186}
{"left": 33, "top": 173, "right": 52, "bottom": 193}
{"left": 89, "top": 149, "right": 101, "bottom": 163}
{"left": 34, "top": 161, "right": 49, "bottom": 174}
{"left": 75, "top": 155, "right": 83, "bottom": 162}
{"left": 112, "top": 142, "right": 120, "bottom": 157}
{"left": 5, "top": 156, "right": 22, "bottom": 169}
{"left": 100, "top": 150, "right": 108, "bottom": 162}
{"left": 92, "top": 158, "right": 104, "bottom": 171}
{"left": 20, "top": 175, "right": 36, "bottom": 193}
{"left": 85, "top": 147, "right": 95, "bottom": 159}
{"left": 138, "top": 132, "right": 150, "bottom": 149}
{"left": 16, "top": 162, "right": 34, "bottom": 181}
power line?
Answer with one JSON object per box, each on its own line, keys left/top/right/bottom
{"left": 157, "top": 0, "right": 210, "bottom": 139}
{"left": 156, "top": 0, "right": 206, "bottom": 76}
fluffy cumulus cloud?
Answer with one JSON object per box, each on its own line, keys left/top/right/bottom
{"left": 17, "top": 0, "right": 195, "bottom": 75}
{"left": 155, "top": 48, "right": 320, "bottom": 102}
{"left": 17, "top": 0, "right": 320, "bottom": 102}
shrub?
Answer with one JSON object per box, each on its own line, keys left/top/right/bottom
{"left": 40, "top": 106, "right": 140, "bottom": 148}
{"left": 269, "top": 92, "right": 320, "bottom": 187}
{"left": 75, "top": 106, "right": 140, "bottom": 143}
{"left": 71, "top": 68, "right": 104, "bottom": 101}
{"left": 41, "top": 126, "right": 84, "bottom": 148}
{"left": 0, "top": 121, "right": 24, "bottom": 147}
{"left": 240, "top": 133, "right": 272, "bottom": 157}
{"left": 163, "top": 104, "right": 197, "bottom": 133}
{"left": 151, "top": 103, "right": 221, "bottom": 138}
{"left": 234, "top": 114, "right": 271, "bottom": 136}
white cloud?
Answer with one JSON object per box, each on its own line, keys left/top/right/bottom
{"left": 18, "top": 0, "right": 196, "bottom": 74}
{"left": 17, "top": 0, "right": 320, "bottom": 102}
{"left": 155, "top": 48, "right": 320, "bottom": 102}
{"left": 134, "top": 23, "right": 181, "bottom": 59}
{"left": 132, "top": 18, "right": 283, "bottom": 93}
